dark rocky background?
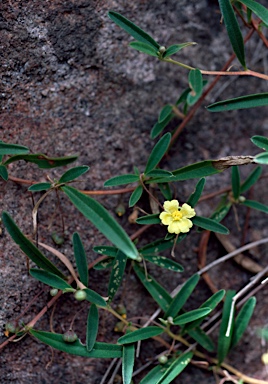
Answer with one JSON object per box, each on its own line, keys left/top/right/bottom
{"left": 1, "top": 0, "right": 268, "bottom": 383}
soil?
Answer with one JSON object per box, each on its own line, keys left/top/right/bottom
{"left": 1, "top": 1, "right": 268, "bottom": 383}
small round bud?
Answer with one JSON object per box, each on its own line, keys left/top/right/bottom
{"left": 159, "top": 46, "right": 166, "bottom": 54}
{"left": 62, "top": 330, "right": 78, "bottom": 343}
{"left": 262, "top": 352, "right": 268, "bottom": 365}
{"left": 115, "top": 203, "right": 126, "bottom": 217}
{"left": 74, "top": 290, "right": 87, "bottom": 301}
{"left": 158, "top": 355, "right": 168, "bottom": 364}
{"left": 238, "top": 196, "right": 246, "bottom": 203}
{"left": 167, "top": 316, "right": 174, "bottom": 324}
{"left": 5, "top": 321, "right": 19, "bottom": 334}
{"left": 136, "top": 255, "right": 142, "bottom": 262}
{"left": 50, "top": 288, "right": 59, "bottom": 297}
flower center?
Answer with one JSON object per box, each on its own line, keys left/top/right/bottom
{"left": 172, "top": 210, "right": 183, "bottom": 221}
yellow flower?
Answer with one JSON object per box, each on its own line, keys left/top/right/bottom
{"left": 159, "top": 200, "right": 196, "bottom": 234}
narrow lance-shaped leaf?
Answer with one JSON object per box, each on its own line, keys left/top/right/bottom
{"left": 217, "top": 290, "right": 236, "bottom": 364}
{"left": 186, "top": 178, "right": 206, "bottom": 207}
{"left": 0, "top": 141, "right": 29, "bottom": 155}
{"left": 4, "top": 153, "right": 78, "bottom": 168}
{"left": 108, "top": 11, "right": 160, "bottom": 49}
{"left": 129, "top": 41, "right": 159, "bottom": 57}
{"left": 145, "top": 133, "right": 171, "bottom": 174}
{"left": 164, "top": 274, "right": 200, "bottom": 319}
{"left": 30, "top": 329, "right": 122, "bottom": 358}
{"left": 59, "top": 165, "right": 89, "bottom": 183}
{"left": 140, "top": 364, "right": 169, "bottom": 384}
{"left": 93, "top": 245, "right": 118, "bottom": 257}
{"left": 139, "top": 234, "right": 186, "bottom": 255}
{"left": 108, "top": 250, "right": 128, "bottom": 302}
{"left": 86, "top": 304, "right": 99, "bottom": 352}
{"left": 254, "top": 152, "right": 268, "bottom": 164}
{"left": 93, "top": 257, "right": 114, "bottom": 270}
{"left": 155, "top": 351, "right": 193, "bottom": 384}
{"left": 207, "top": 93, "right": 268, "bottom": 112}
{"left": 163, "top": 42, "right": 196, "bottom": 58}
{"left": 187, "top": 69, "right": 203, "bottom": 106}
{"left": 84, "top": 288, "right": 107, "bottom": 307}
{"left": 151, "top": 114, "right": 174, "bottom": 139}
{"left": 129, "top": 185, "right": 143, "bottom": 207}
{"left": 158, "top": 105, "right": 173, "bottom": 123}
{"left": 218, "top": 0, "right": 246, "bottom": 68}
{"left": 0, "top": 165, "right": 8, "bottom": 181}
{"left": 29, "top": 269, "right": 73, "bottom": 291}
{"left": 104, "top": 174, "right": 139, "bottom": 187}
{"left": 240, "top": 166, "right": 262, "bottom": 193}
{"left": 143, "top": 255, "right": 184, "bottom": 273}
{"left": 136, "top": 213, "right": 161, "bottom": 225}
{"left": 173, "top": 307, "right": 211, "bottom": 325}
{"left": 146, "top": 169, "right": 173, "bottom": 178}
{"left": 192, "top": 216, "right": 229, "bottom": 234}
{"left": 241, "top": 199, "right": 268, "bottom": 214}
{"left": 239, "top": 0, "right": 268, "bottom": 26}
{"left": 73, "top": 232, "right": 88, "bottom": 287}
{"left": 251, "top": 135, "right": 268, "bottom": 151}
{"left": 118, "top": 326, "right": 164, "bottom": 344}
{"left": 122, "top": 343, "right": 135, "bottom": 384}
{"left": 231, "top": 297, "right": 256, "bottom": 349}
{"left": 2, "top": 212, "right": 65, "bottom": 278}
{"left": 188, "top": 328, "right": 215, "bottom": 352}
{"left": 231, "top": 166, "right": 240, "bottom": 200}
{"left": 133, "top": 264, "right": 172, "bottom": 311}
{"left": 210, "top": 202, "right": 232, "bottom": 223}
{"left": 28, "top": 183, "right": 52, "bottom": 192}
{"left": 62, "top": 186, "right": 139, "bottom": 260}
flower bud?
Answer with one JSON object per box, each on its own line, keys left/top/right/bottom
{"left": 62, "top": 330, "right": 78, "bottom": 343}
{"left": 50, "top": 288, "right": 59, "bottom": 297}
{"left": 74, "top": 290, "right": 87, "bottom": 301}
{"left": 158, "top": 355, "right": 168, "bottom": 364}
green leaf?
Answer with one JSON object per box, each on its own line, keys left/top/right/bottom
{"left": 136, "top": 213, "right": 161, "bottom": 225}
{"left": 231, "top": 166, "right": 240, "bottom": 200}
{"left": 187, "top": 69, "right": 203, "bottom": 106}
{"left": 145, "top": 133, "right": 171, "bottom": 174}
{"left": 173, "top": 307, "right": 211, "bottom": 325}
{"left": 207, "top": 93, "right": 268, "bottom": 112}
{"left": 151, "top": 160, "right": 222, "bottom": 183}
{"left": 186, "top": 178, "right": 206, "bottom": 207}
{"left": 239, "top": 0, "right": 268, "bottom": 25}
{"left": 73, "top": 233, "right": 88, "bottom": 287}
{"left": 2, "top": 211, "right": 65, "bottom": 278}
{"left": 59, "top": 165, "right": 89, "bottom": 183}
{"left": 155, "top": 351, "right": 193, "bottom": 384}
{"left": 30, "top": 329, "right": 122, "bottom": 358}
{"left": 150, "top": 114, "right": 174, "bottom": 139}
{"left": 139, "top": 234, "right": 186, "bottom": 255}
{"left": 129, "top": 185, "right": 143, "bottom": 207}
{"left": 242, "top": 199, "right": 268, "bottom": 214}
{"left": 4, "top": 153, "right": 78, "bottom": 168}
{"left": 192, "top": 216, "right": 229, "bottom": 234}
{"left": 122, "top": 343, "right": 135, "bottom": 384}
{"left": 231, "top": 297, "right": 256, "bottom": 349}
{"left": 30, "top": 269, "right": 73, "bottom": 290}
{"left": 240, "top": 166, "right": 262, "bottom": 193}
{"left": 84, "top": 288, "right": 107, "bottom": 307}
{"left": 210, "top": 197, "right": 232, "bottom": 223}
{"left": 62, "top": 186, "right": 139, "bottom": 260}
{"left": 108, "top": 11, "right": 160, "bottom": 49}
{"left": 140, "top": 364, "right": 169, "bottom": 384}
{"left": 143, "top": 255, "right": 184, "bottom": 272}
{"left": 129, "top": 41, "right": 158, "bottom": 57}
{"left": 0, "top": 141, "right": 29, "bottom": 155}
{"left": 218, "top": 0, "right": 246, "bottom": 68}
{"left": 164, "top": 274, "right": 200, "bottom": 319}
{"left": 118, "top": 326, "right": 163, "bottom": 344}
{"left": 86, "top": 304, "right": 99, "bottom": 352}
{"left": 0, "top": 165, "right": 8, "bottom": 181}
{"left": 251, "top": 135, "right": 268, "bottom": 151}
{"left": 158, "top": 105, "right": 173, "bottom": 123}
{"left": 163, "top": 42, "right": 196, "bottom": 58}
{"left": 217, "top": 290, "right": 236, "bottom": 364}
{"left": 28, "top": 182, "right": 52, "bottom": 192}
{"left": 133, "top": 264, "right": 172, "bottom": 311}
{"left": 104, "top": 174, "right": 139, "bottom": 187}
{"left": 108, "top": 251, "right": 128, "bottom": 301}
{"left": 93, "top": 257, "right": 114, "bottom": 270}
{"left": 146, "top": 169, "right": 173, "bottom": 178}
{"left": 93, "top": 245, "right": 118, "bottom": 257}
{"left": 158, "top": 183, "right": 173, "bottom": 200}
{"left": 188, "top": 328, "right": 215, "bottom": 352}
{"left": 185, "top": 290, "right": 226, "bottom": 331}
{"left": 254, "top": 152, "right": 268, "bottom": 164}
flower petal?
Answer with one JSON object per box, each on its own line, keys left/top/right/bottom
{"left": 178, "top": 218, "right": 193, "bottom": 232}
{"left": 159, "top": 212, "right": 173, "bottom": 225}
{"left": 167, "top": 221, "right": 181, "bottom": 234}
{"left": 180, "top": 203, "right": 196, "bottom": 218}
{"left": 163, "top": 200, "right": 179, "bottom": 213}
